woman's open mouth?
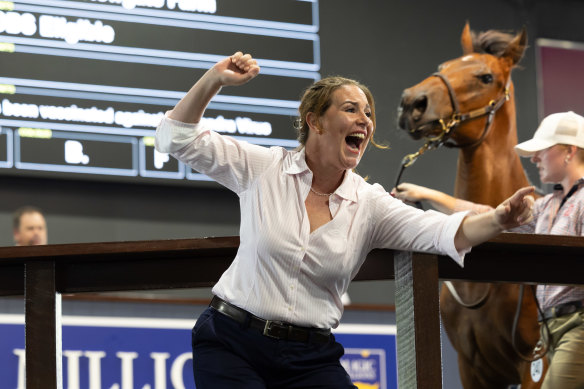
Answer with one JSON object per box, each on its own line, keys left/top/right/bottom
{"left": 345, "top": 132, "right": 365, "bottom": 153}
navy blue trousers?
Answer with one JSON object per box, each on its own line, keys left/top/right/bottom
{"left": 192, "top": 307, "right": 357, "bottom": 389}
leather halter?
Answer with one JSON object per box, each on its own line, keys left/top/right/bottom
{"left": 428, "top": 72, "right": 510, "bottom": 149}
{"left": 394, "top": 72, "right": 510, "bottom": 190}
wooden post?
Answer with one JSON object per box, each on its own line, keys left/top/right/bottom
{"left": 25, "top": 260, "right": 62, "bottom": 389}
{"left": 394, "top": 251, "right": 442, "bottom": 388}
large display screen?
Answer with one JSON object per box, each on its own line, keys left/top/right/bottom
{"left": 0, "top": 0, "right": 319, "bottom": 184}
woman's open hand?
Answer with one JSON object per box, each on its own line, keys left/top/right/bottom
{"left": 494, "top": 186, "right": 535, "bottom": 229}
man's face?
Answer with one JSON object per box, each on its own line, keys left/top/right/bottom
{"left": 14, "top": 212, "right": 47, "bottom": 246}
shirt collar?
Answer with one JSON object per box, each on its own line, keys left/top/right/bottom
{"left": 284, "top": 147, "right": 310, "bottom": 175}
{"left": 283, "top": 147, "right": 359, "bottom": 203}
{"left": 334, "top": 171, "right": 359, "bottom": 203}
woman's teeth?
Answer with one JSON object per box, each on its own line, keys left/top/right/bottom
{"left": 346, "top": 133, "right": 364, "bottom": 151}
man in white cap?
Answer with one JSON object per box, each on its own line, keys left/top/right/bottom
{"left": 392, "top": 111, "right": 584, "bottom": 388}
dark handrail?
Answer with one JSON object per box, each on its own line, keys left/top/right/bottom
{"left": 0, "top": 236, "right": 395, "bottom": 295}
{"left": 1, "top": 233, "right": 584, "bottom": 388}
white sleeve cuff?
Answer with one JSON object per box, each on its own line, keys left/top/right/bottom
{"left": 154, "top": 113, "right": 206, "bottom": 153}
{"left": 441, "top": 211, "right": 472, "bottom": 267}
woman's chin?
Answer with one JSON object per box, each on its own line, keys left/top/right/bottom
{"left": 341, "top": 155, "right": 358, "bottom": 168}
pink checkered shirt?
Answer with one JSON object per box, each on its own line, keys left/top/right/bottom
{"left": 455, "top": 178, "right": 584, "bottom": 310}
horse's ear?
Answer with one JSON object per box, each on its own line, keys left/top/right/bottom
{"left": 503, "top": 27, "right": 528, "bottom": 66}
{"left": 461, "top": 22, "right": 474, "bottom": 55}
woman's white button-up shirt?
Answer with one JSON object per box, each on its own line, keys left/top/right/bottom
{"left": 156, "top": 116, "right": 469, "bottom": 328}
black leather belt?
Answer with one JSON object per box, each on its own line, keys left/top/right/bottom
{"left": 210, "top": 296, "right": 331, "bottom": 344}
{"left": 541, "top": 300, "right": 584, "bottom": 321}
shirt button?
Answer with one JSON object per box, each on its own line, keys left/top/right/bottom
{"left": 288, "top": 306, "right": 292, "bottom": 311}
{"left": 300, "top": 246, "right": 305, "bottom": 251}
{"left": 290, "top": 285, "right": 294, "bottom": 290}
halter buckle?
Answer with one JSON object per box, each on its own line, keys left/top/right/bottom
{"left": 402, "top": 152, "right": 420, "bottom": 168}
{"left": 447, "top": 116, "right": 460, "bottom": 130}
{"left": 438, "top": 115, "right": 460, "bottom": 134}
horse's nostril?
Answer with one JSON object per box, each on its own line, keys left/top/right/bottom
{"left": 412, "top": 95, "right": 428, "bottom": 120}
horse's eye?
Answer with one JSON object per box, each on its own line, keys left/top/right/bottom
{"left": 478, "top": 74, "right": 494, "bottom": 84}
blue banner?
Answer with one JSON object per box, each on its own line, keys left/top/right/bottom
{"left": 0, "top": 315, "right": 396, "bottom": 389}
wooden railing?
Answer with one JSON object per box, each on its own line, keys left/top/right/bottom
{"left": 1, "top": 233, "right": 583, "bottom": 388}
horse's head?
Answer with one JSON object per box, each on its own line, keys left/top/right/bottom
{"left": 398, "top": 23, "right": 527, "bottom": 146}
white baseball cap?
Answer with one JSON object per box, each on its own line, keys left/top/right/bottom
{"left": 515, "top": 111, "right": 584, "bottom": 157}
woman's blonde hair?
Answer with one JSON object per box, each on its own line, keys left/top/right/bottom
{"left": 294, "top": 76, "right": 385, "bottom": 149}
{"left": 557, "top": 144, "right": 584, "bottom": 163}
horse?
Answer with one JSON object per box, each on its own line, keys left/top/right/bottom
{"left": 396, "top": 23, "right": 546, "bottom": 389}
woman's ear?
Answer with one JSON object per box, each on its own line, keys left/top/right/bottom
{"left": 568, "top": 145, "right": 578, "bottom": 159}
{"left": 306, "top": 112, "right": 322, "bottom": 134}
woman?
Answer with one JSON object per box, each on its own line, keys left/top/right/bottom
{"left": 155, "top": 52, "right": 534, "bottom": 389}
{"left": 393, "top": 111, "right": 584, "bottom": 389}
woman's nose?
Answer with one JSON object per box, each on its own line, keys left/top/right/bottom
{"left": 358, "top": 111, "right": 371, "bottom": 125}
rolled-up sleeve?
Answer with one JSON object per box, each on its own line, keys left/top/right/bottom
{"left": 155, "top": 114, "right": 205, "bottom": 153}
{"left": 154, "top": 114, "right": 278, "bottom": 194}
{"left": 369, "top": 184, "right": 471, "bottom": 267}
{"left": 434, "top": 210, "right": 471, "bottom": 267}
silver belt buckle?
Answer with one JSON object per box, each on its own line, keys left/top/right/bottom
{"left": 263, "top": 320, "right": 284, "bottom": 339}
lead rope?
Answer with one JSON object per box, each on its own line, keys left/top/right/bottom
{"left": 444, "top": 281, "right": 491, "bottom": 309}
{"left": 511, "top": 284, "right": 551, "bottom": 362}
{"left": 394, "top": 141, "right": 443, "bottom": 210}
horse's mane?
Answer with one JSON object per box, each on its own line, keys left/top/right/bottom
{"left": 471, "top": 29, "right": 526, "bottom": 62}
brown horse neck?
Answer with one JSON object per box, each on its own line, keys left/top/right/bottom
{"left": 453, "top": 98, "right": 530, "bottom": 207}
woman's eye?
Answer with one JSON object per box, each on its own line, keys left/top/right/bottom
{"left": 365, "top": 112, "right": 372, "bottom": 118}
{"left": 478, "top": 74, "right": 494, "bottom": 84}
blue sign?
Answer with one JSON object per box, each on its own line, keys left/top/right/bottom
{"left": 0, "top": 315, "right": 396, "bottom": 389}
{"left": 334, "top": 325, "right": 398, "bottom": 389}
